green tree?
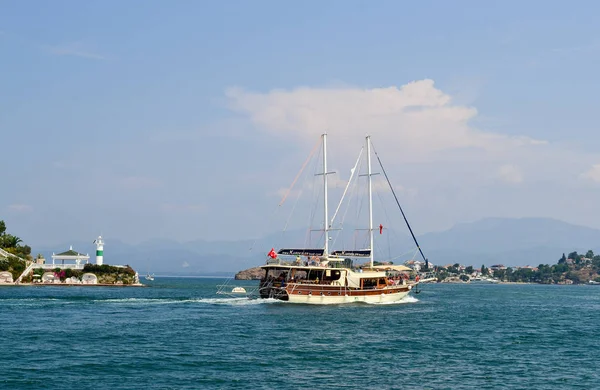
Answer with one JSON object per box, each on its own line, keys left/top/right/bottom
{"left": 553, "top": 263, "right": 569, "bottom": 273}
{"left": 1, "top": 235, "right": 22, "bottom": 248}
{"left": 0, "top": 259, "right": 8, "bottom": 271}
{"left": 437, "top": 270, "right": 449, "bottom": 282}
{"left": 537, "top": 264, "right": 553, "bottom": 284}
{"left": 593, "top": 255, "right": 600, "bottom": 270}
{"left": 505, "top": 267, "right": 514, "bottom": 282}
{"left": 586, "top": 250, "right": 594, "bottom": 259}
{"left": 465, "top": 266, "right": 474, "bottom": 275}
{"left": 0, "top": 220, "right": 5, "bottom": 235}
{"left": 558, "top": 253, "right": 567, "bottom": 264}
{"left": 494, "top": 269, "right": 506, "bottom": 281}
{"left": 19, "top": 245, "right": 31, "bottom": 256}
{"left": 568, "top": 251, "right": 579, "bottom": 261}
{"left": 565, "top": 271, "right": 580, "bottom": 284}
{"left": 481, "top": 265, "right": 489, "bottom": 276}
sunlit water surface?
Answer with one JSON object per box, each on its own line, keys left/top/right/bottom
{"left": 1, "top": 279, "right": 599, "bottom": 389}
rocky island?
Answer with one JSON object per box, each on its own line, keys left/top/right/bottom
{"left": 235, "top": 266, "right": 263, "bottom": 280}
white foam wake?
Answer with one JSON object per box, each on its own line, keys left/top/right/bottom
{"left": 367, "top": 295, "right": 420, "bottom": 305}
{"left": 200, "top": 297, "right": 280, "bottom": 306}
{"left": 93, "top": 297, "right": 280, "bottom": 306}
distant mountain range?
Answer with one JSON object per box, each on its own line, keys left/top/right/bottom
{"left": 33, "top": 217, "right": 600, "bottom": 275}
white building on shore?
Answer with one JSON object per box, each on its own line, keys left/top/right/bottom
{"left": 50, "top": 246, "right": 90, "bottom": 269}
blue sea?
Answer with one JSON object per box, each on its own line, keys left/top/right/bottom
{"left": 1, "top": 279, "right": 599, "bottom": 389}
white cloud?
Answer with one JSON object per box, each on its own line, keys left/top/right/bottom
{"left": 498, "top": 164, "right": 524, "bottom": 184}
{"left": 226, "top": 79, "right": 546, "bottom": 162}
{"left": 44, "top": 42, "right": 106, "bottom": 60}
{"left": 270, "top": 167, "right": 407, "bottom": 201}
{"left": 581, "top": 164, "right": 600, "bottom": 182}
{"left": 393, "top": 184, "right": 419, "bottom": 198}
{"left": 222, "top": 79, "right": 600, "bottom": 235}
{"left": 270, "top": 169, "right": 350, "bottom": 200}
{"left": 182, "top": 261, "right": 190, "bottom": 268}
{"left": 8, "top": 204, "right": 33, "bottom": 213}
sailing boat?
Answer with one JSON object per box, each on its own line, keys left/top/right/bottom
{"left": 258, "top": 134, "right": 426, "bottom": 304}
{"left": 145, "top": 272, "right": 154, "bottom": 281}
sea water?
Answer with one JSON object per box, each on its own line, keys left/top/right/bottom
{"left": 1, "top": 279, "right": 599, "bottom": 389}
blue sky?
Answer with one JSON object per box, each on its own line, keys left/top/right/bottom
{"left": 2, "top": 1, "right": 600, "bottom": 247}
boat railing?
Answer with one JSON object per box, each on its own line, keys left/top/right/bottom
{"left": 265, "top": 259, "right": 297, "bottom": 266}
{"left": 288, "top": 283, "right": 351, "bottom": 296}
{"left": 32, "top": 263, "right": 87, "bottom": 270}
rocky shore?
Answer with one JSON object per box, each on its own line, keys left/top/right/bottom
{"left": 234, "top": 266, "right": 263, "bottom": 280}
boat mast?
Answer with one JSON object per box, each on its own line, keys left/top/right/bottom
{"left": 366, "top": 135, "right": 374, "bottom": 268}
{"left": 322, "top": 133, "right": 330, "bottom": 256}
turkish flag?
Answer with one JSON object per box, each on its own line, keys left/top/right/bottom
{"left": 379, "top": 224, "right": 383, "bottom": 234}
{"left": 268, "top": 248, "right": 277, "bottom": 259}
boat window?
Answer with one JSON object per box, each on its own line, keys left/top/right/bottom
{"left": 293, "top": 270, "right": 307, "bottom": 282}
{"left": 362, "top": 278, "right": 378, "bottom": 289}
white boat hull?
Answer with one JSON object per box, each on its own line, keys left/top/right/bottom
{"left": 283, "top": 284, "right": 413, "bottom": 304}
{"left": 286, "top": 290, "right": 411, "bottom": 304}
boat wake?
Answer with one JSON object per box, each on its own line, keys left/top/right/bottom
{"left": 95, "top": 297, "right": 205, "bottom": 305}
{"left": 366, "top": 295, "right": 420, "bottom": 305}
{"left": 2, "top": 296, "right": 281, "bottom": 307}
{"left": 93, "top": 296, "right": 280, "bottom": 306}
{"left": 200, "top": 297, "right": 280, "bottom": 306}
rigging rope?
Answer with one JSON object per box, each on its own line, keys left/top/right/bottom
{"left": 282, "top": 140, "right": 321, "bottom": 250}
{"left": 386, "top": 247, "right": 420, "bottom": 263}
{"left": 249, "top": 137, "right": 321, "bottom": 253}
{"left": 330, "top": 147, "right": 363, "bottom": 227}
{"left": 306, "top": 144, "right": 323, "bottom": 248}
{"left": 375, "top": 185, "right": 393, "bottom": 261}
{"left": 372, "top": 142, "right": 428, "bottom": 263}
{"left": 331, "top": 152, "right": 363, "bottom": 251}
{"left": 278, "top": 137, "right": 321, "bottom": 206}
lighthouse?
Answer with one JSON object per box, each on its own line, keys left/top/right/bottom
{"left": 94, "top": 235, "right": 104, "bottom": 265}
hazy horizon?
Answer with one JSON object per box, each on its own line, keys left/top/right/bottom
{"left": 25, "top": 216, "right": 600, "bottom": 249}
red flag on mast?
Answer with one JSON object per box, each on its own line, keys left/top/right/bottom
{"left": 379, "top": 224, "right": 383, "bottom": 234}
{"left": 268, "top": 248, "right": 277, "bottom": 259}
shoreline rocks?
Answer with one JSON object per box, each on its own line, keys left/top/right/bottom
{"left": 235, "top": 266, "right": 263, "bottom": 280}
